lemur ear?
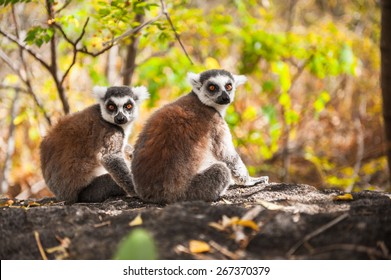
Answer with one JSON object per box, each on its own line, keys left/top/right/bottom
{"left": 233, "top": 75, "right": 247, "bottom": 87}
{"left": 187, "top": 72, "right": 202, "bottom": 88}
{"left": 132, "top": 86, "right": 150, "bottom": 104}
{"left": 93, "top": 86, "right": 107, "bottom": 100}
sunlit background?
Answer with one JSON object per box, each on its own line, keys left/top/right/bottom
{"left": 0, "top": 0, "right": 387, "bottom": 199}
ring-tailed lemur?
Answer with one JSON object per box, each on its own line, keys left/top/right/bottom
{"left": 131, "top": 69, "right": 268, "bottom": 203}
{"left": 40, "top": 86, "right": 149, "bottom": 203}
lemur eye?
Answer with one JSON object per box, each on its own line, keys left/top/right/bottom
{"left": 208, "top": 85, "right": 216, "bottom": 91}
{"left": 225, "top": 83, "right": 233, "bottom": 91}
{"left": 125, "top": 103, "right": 133, "bottom": 110}
{"left": 107, "top": 104, "right": 116, "bottom": 111}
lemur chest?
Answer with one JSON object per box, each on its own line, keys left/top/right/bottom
{"left": 197, "top": 125, "right": 232, "bottom": 172}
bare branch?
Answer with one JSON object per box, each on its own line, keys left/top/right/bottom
{"left": 0, "top": 85, "right": 29, "bottom": 93}
{"left": 160, "top": 0, "right": 193, "bottom": 65}
{"left": 0, "top": 44, "right": 52, "bottom": 125}
{"left": 55, "top": 0, "right": 72, "bottom": 14}
{"left": 0, "top": 29, "right": 52, "bottom": 73}
{"left": 78, "top": 45, "right": 110, "bottom": 57}
{"left": 104, "top": 14, "right": 163, "bottom": 47}
{"left": 105, "top": 0, "right": 193, "bottom": 65}
{"left": 75, "top": 18, "right": 90, "bottom": 45}
{"left": 58, "top": 18, "right": 90, "bottom": 85}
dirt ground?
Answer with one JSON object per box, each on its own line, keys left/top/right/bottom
{"left": 1, "top": 183, "right": 390, "bottom": 260}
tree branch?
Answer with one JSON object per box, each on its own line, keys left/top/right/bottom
{"left": 57, "top": 18, "right": 90, "bottom": 85}
{"left": 104, "top": 14, "right": 163, "bottom": 47}
{"left": 0, "top": 48, "right": 52, "bottom": 125}
{"left": 0, "top": 29, "right": 52, "bottom": 73}
{"left": 160, "top": 0, "right": 193, "bottom": 65}
{"left": 104, "top": 0, "right": 194, "bottom": 65}
{"left": 55, "top": 0, "right": 72, "bottom": 14}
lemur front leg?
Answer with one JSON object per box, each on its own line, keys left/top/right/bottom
{"left": 217, "top": 126, "right": 269, "bottom": 186}
{"left": 226, "top": 153, "right": 269, "bottom": 186}
{"left": 99, "top": 132, "right": 136, "bottom": 196}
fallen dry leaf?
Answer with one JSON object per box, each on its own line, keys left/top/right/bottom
{"left": 333, "top": 193, "right": 353, "bottom": 201}
{"left": 189, "top": 240, "right": 210, "bottom": 253}
{"left": 235, "top": 219, "right": 259, "bottom": 231}
{"left": 129, "top": 213, "right": 143, "bottom": 226}
{"left": 209, "top": 215, "right": 259, "bottom": 232}
{"left": 0, "top": 200, "right": 14, "bottom": 207}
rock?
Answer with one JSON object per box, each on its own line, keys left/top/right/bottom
{"left": 0, "top": 183, "right": 390, "bottom": 259}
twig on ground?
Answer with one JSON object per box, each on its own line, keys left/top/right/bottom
{"left": 209, "top": 240, "right": 243, "bottom": 260}
{"left": 93, "top": 221, "right": 111, "bottom": 228}
{"left": 34, "top": 231, "right": 48, "bottom": 260}
{"left": 308, "top": 243, "right": 389, "bottom": 259}
{"left": 234, "top": 205, "right": 263, "bottom": 246}
{"left": 287, "top": 212, "right": 349, "bottom": 257}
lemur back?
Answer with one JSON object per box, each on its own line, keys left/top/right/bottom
{"left": 132, "top": 69, "right": 268, "bottom": 204}
{"left": 40, "top": 86, "right": 149, "bottom": 203}
{"left": 132, "top": 93, "right": 225, "bottom": 202}
{"left": 40, "top": 105, "right": 122, "bottom": 202}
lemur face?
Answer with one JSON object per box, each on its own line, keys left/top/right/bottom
{"left": 93, "top": 86, "right": 149, "bottom": 127}
{"left": 187, "top": 69, "right": 247, "bottom": 115}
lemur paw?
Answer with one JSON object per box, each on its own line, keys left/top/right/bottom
{"left": 243, "top": 176, "right": 269, "bottom": 186}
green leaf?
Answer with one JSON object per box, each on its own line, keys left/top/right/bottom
{"left": 242, "top": 106, "right": 257, "bottom": 121}
{"left": 313, "top": 91, "right": 330, "bottom": 113}
{"left": 278, "top": 92, "right": 291, "bottom": 108}
{"left": 272, "top": 61, "right": 291, "bottom": 91}
{"left": 0, "top": 0, "right": 31, "bottom": 6}
{"left": 113, "top": 228, "right": 157, "bottom": 260}
{"left": 339, "top": 44, "right": 355, "bottom": 75}
{"left": 262, "top": 81, "right": 274, "bottom": 92}
{"left": 24, "top": 26, "right": 54, "bottom": 47}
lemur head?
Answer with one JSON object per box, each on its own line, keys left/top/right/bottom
{"left": 93, "top": 86, "right": 149, "bottom": 127}
{"left": 187, "top": 69, "right": 247, "bottom": 115}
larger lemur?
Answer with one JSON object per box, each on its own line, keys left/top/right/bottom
{"left": 132, "top": 69, "right": 268, "bottom": 203}
{"left": 40, "top": 86, "right": 149, "bottom": 203}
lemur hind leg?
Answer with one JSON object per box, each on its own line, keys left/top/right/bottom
{"left": 78, "top": 174, "right": 126, "bottom": 202}
{"left": 185, "top": 163, "right": 230, "bottom": 201}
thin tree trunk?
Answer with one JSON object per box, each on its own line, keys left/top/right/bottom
{"left": 381, "top": 1, "right": 391, "bottom": 183}
{"left": 123, "top": 13, "right": 144, "bottom": 85}
{"left": 1, "top": 89, "right": 20, "bottom": 194}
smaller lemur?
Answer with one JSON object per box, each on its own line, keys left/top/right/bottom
{"left": 131, "top": 69, "right": 268, "bottom": 204}
{"left": 40, "top": 86, "right": 149, "bottom": 203}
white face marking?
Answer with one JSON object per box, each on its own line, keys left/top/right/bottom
{"left": 194, "top": 75, "right": 235, "bottom": 116}
{"left": 99, "top": 96, "right": 138, "bottom": 134}
{"left": 191, "top": 73, "right": 246, "bottom": 117}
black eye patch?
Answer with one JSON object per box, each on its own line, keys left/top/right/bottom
{"left": 106, "top": 102, "right": 117, "bottom": 112}
{"left": 124, "top": 102, "right": 133, "bottom": 111}
{"left": 207, "top": 83, "right": 219, "bottom": 93}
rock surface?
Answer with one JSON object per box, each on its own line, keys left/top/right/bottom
{"left": 1, "top": 183, "right": 390, "bottom": 260}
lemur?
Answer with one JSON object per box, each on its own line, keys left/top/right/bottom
{"left": 40, "top": 86, "right": 149, "bottom": 203}
{"left": 131, "top": 69, "right": 268, "bottom": 203}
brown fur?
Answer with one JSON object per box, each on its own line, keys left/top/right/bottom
{"left": 40, "top": 104, "right": 126, "bottom": 203}
{"left": 132, "top": 92, "right": 228, "bottom": 203}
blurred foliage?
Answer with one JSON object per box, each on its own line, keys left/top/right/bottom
{"left": 113, "top": 228, "right": 157, "bottom": 260}
{"left": 0, "top": 0, "right": 388, "bottom": 198}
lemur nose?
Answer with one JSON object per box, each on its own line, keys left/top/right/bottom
{"left": 114, "top": 113, "right": 127, "bottom": 124}
{"left": 217, "top": 92, "right": 231, "bottom": 105}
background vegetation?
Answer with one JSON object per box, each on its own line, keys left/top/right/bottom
{"left": 0, "top": 0, "right": 388, "bottom": 199}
